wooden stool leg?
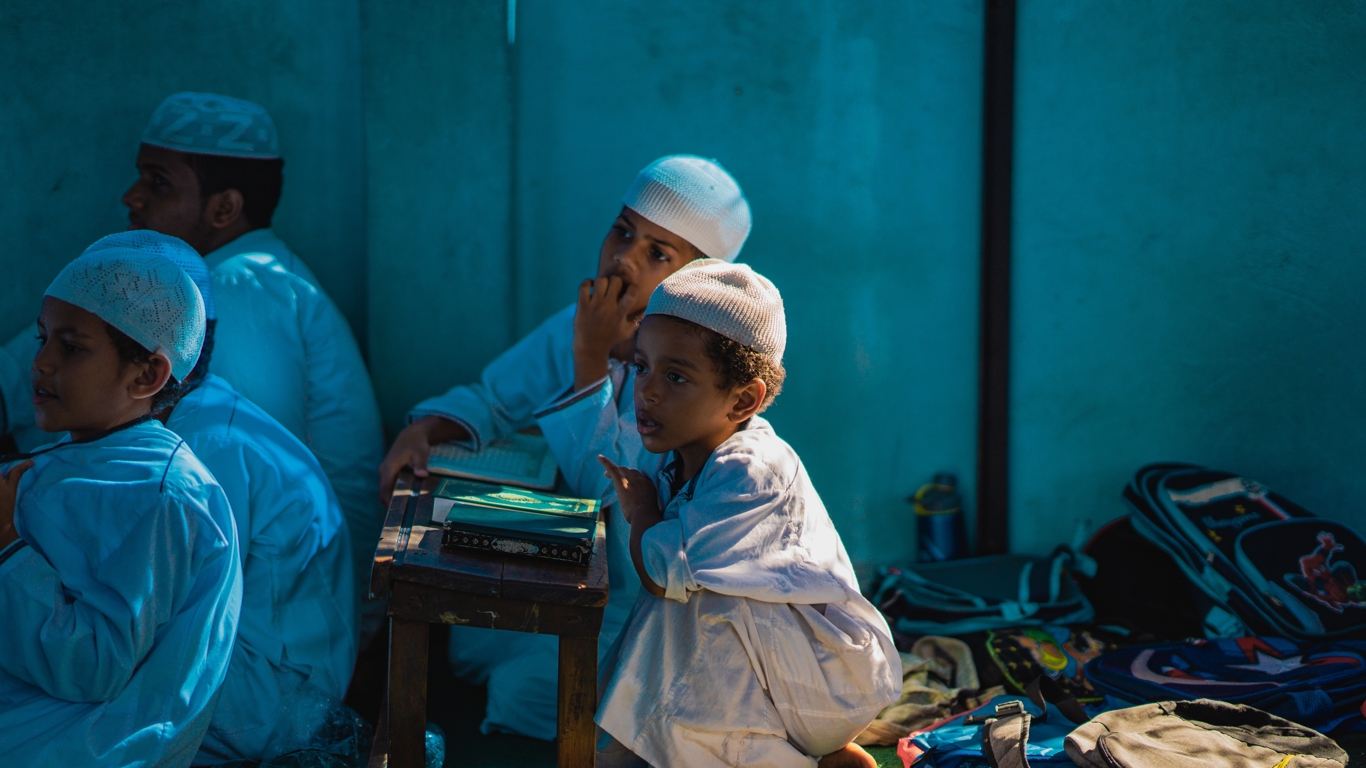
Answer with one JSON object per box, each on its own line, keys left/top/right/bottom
{"left": 557, "top": 634, "right": 598, "bottom": 768}
{"left": 388, "top": 617, "right": 429, "bottom": 768}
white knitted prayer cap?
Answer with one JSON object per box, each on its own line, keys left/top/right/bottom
{"left": 46, "top": 233, "right": 207, "bottom": 381}
{"left": 84, "top": 231, "right": 215, "bottom": 321}
{"left": 622, "top": 155, "right": 751, "bottom": 262}
{"left": 142, "top": 92, "right": 280, "bottom": 159}
{"left": 645, "top": 259, "right": 786, "bottom": 362}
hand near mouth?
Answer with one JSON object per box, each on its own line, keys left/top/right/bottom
{"left": 573, "top": 276, "right": 642, "bottom": 390}
{"left": 0, "top": 460, "right": 34, "bottom": 549}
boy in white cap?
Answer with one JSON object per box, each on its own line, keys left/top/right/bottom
{"left": 0, "top": 239, "right": 242, "bottom": 767}
{"left": 377, "top": 155, "right": 752, "bottom": 740}
{"left": 96, "top": 231, "right": 358, "bottom": 763}
{"left": 594, "top": 261, "right": 900, "bottom": 768}
{"left": 0, "top": 92, "right": 386, "bottom": 639}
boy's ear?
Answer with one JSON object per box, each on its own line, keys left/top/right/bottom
{"left": 128, "top": 354, "right": 173, "bottom": 402}
{"left": 728, "top": 379, "right": 767, "bottom": 424}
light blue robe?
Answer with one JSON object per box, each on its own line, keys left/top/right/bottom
{"left": 205, "top": 230, "right": 384, "bottom": 630}
{"left": 167, "top": 375, "right": 357, "bottom": 764}
{"left": 411, "top": 304, "right": 644, "bottom": 741}
{"left": 0, "top": 229, "right": 385, "bottom": 637}
{"left": 0, "top": 421, "right": 242, "bottom": 768}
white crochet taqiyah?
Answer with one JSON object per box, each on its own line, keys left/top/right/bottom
{"left": 645, "top": 259, "right": 786, "bottom": 362}
{"left": 142, "top": 92, "right": 280, "bottom": 160}
{"left": 84, "top": 231, "right": 216, "bottom": 320}
{"left": 622, "top": 155, "right": 751, "bottom": 262}
{"left": 46, "top": 235, "right": 207, "bottom": 380}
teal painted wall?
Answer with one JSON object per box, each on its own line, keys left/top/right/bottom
{"left": 362, "top": 0, "right": 986, "bottom": 569}
{"left": 1010, "top": 0, "right": 1366, "bottom": 553}
{"left": 0, "top": 0, "right": 368, "bottom": 344}
{"left": 5, "top": 0, "right": 1362, "bottom": 566}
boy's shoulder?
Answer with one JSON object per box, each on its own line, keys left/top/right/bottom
{"left": 701, "top": 417, "right": 803, "bottom": 494}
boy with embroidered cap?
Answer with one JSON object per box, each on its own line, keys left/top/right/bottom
{"left": 0, "top": 237, "right": 241, "bottom": 767}
{"left": 100, "top": 231, "right": 358, "bottom": 763}
{"left": 594, "top": 260, "right": 900, "bottom": 768}
{"left": 377, "top": 155, "right": 752, "bottom": 740}
{"left": 0, "top": 92, "right": 385, "bottom": 638}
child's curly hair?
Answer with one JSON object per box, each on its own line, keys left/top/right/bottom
{"left": 677, "top": 318, "right": 785, "bottom": 412}
{"left": 104, "top": 322, "right": 205, "bottom": 412}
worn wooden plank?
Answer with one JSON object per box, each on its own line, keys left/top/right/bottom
{"left": 367, "top": 690, "right": 389, "bottom": 768}
{"left": 397, "top": 526, "right": 504, "bottom": 596}
{"left": 389, "top": 580, "right": 604, "bottom": 637}
{"left": 501, "top": 519, "right": 609, "bottom": 606}
{"left": 557, "top": 635, "right": 598, "bottom": 768}
{"left": 387, "top": 617, "right": 429, "bottom": 768}
{"left": 371, "top": 471, "right": 416, "bottom": 601}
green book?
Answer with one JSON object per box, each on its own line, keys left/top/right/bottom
{"left": 432, "top": 478, "right": 599, "bottom": 565}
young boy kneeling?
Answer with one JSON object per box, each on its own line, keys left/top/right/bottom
{"left": 596, "top": 261, "right": 900, "bottom": 767}
{"left": 0, "top": 243, "right": 241, "bottom": 766}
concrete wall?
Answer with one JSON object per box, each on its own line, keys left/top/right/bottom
{"left": 0, "top": 0, "right": 368, "bottom": 343}
{"left": 362, "top": 0, "right": 986, "bottom": 568}
{"left": 1010, "top": 0, "right": 1366, "bottom": 552}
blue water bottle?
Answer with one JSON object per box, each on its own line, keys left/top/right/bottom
{"left": 913, "top": 472, "right": 967, "bottom": 562}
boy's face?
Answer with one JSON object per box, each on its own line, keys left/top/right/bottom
{"left": 632, "top": 315, "right": 758, "bottom": 458}
{"left": 32, "top": 297, "right": 168, "bottom": 440}
{"left": 598, "top": 207, "right": 703, "bottom": 321}
{"left": 122, "top": 144, "right": 215, "bottom": 254}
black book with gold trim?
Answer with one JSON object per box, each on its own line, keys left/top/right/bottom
{"left": 432, "top": 478, "right": 599, "bottom": 565}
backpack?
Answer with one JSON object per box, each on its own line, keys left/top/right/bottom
{"left": 1084, "top": 636, "right": 1366, "bottom": 733}
{"left": 870, "top": 549, "right": 1096, "bottom": 637}
{"left": 1124, "top": 463, "right": 1366, "bottom": 640}
{"left": 897, "top": 677, "right": 1098, "bottom": 768}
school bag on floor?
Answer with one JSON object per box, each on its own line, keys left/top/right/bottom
{"left": 1065, "top": 699, "right": 1347, "bottom": 768}
{"left": 1085, "top": 636, "right": 1366, "bottom": 733}
{"left": 870, "top": 549, "right": 1096, "bottom": 637}
{"left": 897, "top": 677, "right": 1099, "bottom": 768}
{"left": 1124, "top": 462, "right": 1366, "bottom": 640}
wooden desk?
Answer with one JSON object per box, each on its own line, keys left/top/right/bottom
{"left": 370, "top": 471, "right": 608, "bottom": 768}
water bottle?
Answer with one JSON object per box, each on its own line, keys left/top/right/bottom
{"left": 913, "top": 472, "right": 967, "bottom": 562}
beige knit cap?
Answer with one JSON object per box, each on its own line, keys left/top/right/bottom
{"left": 622, "top": 155, "right": 751, "bottom": 262}
{"left": 645, "top": 259, "right": 786, "bottom": 362}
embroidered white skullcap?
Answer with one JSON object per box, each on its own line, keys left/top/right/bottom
{"left": 46, "top": 233, "right": 207, "bottom": 380}
{"left": 141, "top": 92, "right": 280, "bottom": 159}
{"left": 645, "top": 259, "right": 785, "bottom": 362}
{"left": 84, "top": 231, "right": 215, "bottom": 321}
{"left": 622, "top": 155, "right": 751, "bottom": 262}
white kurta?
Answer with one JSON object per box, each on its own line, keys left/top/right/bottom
{"left": 597, "top": 417, "right": 900, "bottom": 768}
{"left": 412, "top": 303, "right": 647, "bottom": 740}
{"left": 167, "top": 375, "right": 357, "bottom": 763}
{"left": 0, "top": 421, "right": 242, "bottom": 767}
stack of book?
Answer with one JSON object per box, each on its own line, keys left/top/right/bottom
{"left": 427, "top": 434, "right": 599, "bottom": 566}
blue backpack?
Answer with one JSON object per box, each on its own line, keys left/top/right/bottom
{"left": 1085, "top": 636, "right": 1366, "bottom": 733}
{"left": 1124, "top": 463, "right": 1366, "bottom": 640}
{"left": 871, "top": 549, "right": 1096, "bottom": 636}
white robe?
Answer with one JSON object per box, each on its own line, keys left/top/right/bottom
{"left": 167, "top": 375, "right": 357, "bottom": 763}
{"left": 596, "top": 417, "right": 900, "bottom": 767}
{"left": 0, "top": 421, "right": 242, "bottom": 767}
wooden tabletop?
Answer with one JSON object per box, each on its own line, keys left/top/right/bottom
{"left": 371, "top": 471, "right": 610, "bottom": 612}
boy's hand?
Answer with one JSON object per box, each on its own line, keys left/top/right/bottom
{"left": 378, "top": 416, "right": 469, "bottom": 505}
{"left": 597, "top": 455, "right": 661, "bottom": 529}
{"left": 573, "top": 276, "right": 641, "bottom": 390}
{"left": 0, "top": 460, "right": 34, "bottom": 550}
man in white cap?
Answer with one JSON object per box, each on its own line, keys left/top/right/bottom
{"left": 0, "top": 237, "right": 241, "bottom": 767}
{"left": 0, "top": 92, "right": 385, "bottom": 640}
{"left": 94, "top": 231, "right": 359, "bottom": 763}
{"left": 377, "top": 155, "right": 752, "bottom": 740}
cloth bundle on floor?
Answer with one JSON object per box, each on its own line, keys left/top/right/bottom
{"left": 1066, "top": 700, "right": 1347, "bottom": 768}
{"left": 856, "top": 636, "right": 1005, "bottom": 747}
